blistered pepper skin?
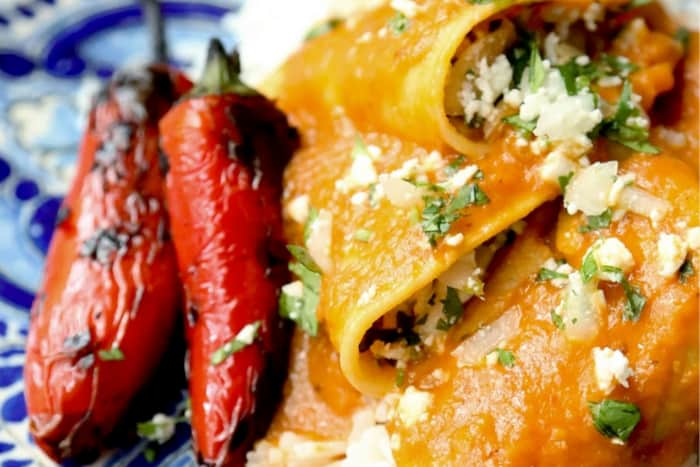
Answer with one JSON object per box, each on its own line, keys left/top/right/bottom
{"left": 23, "top": 67, "right": 191, "bottom": 462}
{"left": 160, "top": 50, "right": 298, "bottom": 465}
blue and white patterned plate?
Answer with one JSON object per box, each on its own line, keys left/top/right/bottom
{"left": 0, "top": 1, "right": 240, "bottom": 465}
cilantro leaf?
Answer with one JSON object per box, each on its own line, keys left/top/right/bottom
{"left": 421, "top": 182, "right": 489, "bottom": 246}
{"left": 210, "top": 321, "right": 261, "bottom": 366}
{"left": 280, "top": 245, "right": 321, "bottom": 336}
{"left": 621, "top": 278, "right": 646, "bottom": 321}
{"left": 97, "top": 347, "right": 124, "bottom": 361}
{"left": 144, "top": 447, "right": 157, "bottom": 463}
{"left": 388, "top": 11, "right": 410, "bottom": 34}
{"left": 675, "top": 27, "right": 690, "bottom": 52}
{"left": 305, "top": 18, "right": 343, "bottom": 41}
{"left": 495, "top": 348, "right": 516, "bottom": 367}
{"left": 679, "top": 258, "right": 694, "bottom": 284}
{"left": 579, "top": 208, "right": 613, "bottom": 233}
{"left": 507, "top": 40, "right": 532, "bottom": 87}
{"left": 551, "top": 310, "right": 565, "bottom": 330}
{"left": 528, "top": 45, "right": 546, "bottom": 91}
{"left": 436, "top": 286, "right": 464, "bottom": 330}
{"left": 444, "top": 155, "right": 466, "bottom": 176}
{"left": 588, "top": 400, "right": 641, "bottom": 442}
{"left": 599, "top": 80, "right": 660, "bottom": 154}
{"left": 354, "top": 229, "right": 373, "bottom": 242}
{"left": 581, "top": 250, "right": 599, "bottom": 283}
{"left": 536, "top": 268, "right": 569, "bottom": 282}
{"left": 558, "top": 172, "right": 574, "bottom": 192}
{"left": 503, "top": 114, "right": 537, "bottom": 137}
{"left": 395, "top": 368, "right": 406, "bottom": 387}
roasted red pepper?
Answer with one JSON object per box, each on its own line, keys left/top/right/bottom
{"left": 23, "top": 66, "right": 191, "bottom": 462}
{"left": 159, "top": 41, "right": 298, "bottom": 466}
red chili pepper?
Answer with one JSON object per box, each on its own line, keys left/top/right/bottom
{"left": 159, "top": 41, "right": 298, "bottom": 466}
{"left": 23, "top": 66, "right": 191, "bottom": 462}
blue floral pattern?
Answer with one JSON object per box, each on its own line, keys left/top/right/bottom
{"left": 0, "top": 1, "right": 239, "bottom": 464}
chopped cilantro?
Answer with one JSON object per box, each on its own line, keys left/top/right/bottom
{"left": 679, "top": 258, "right": 694, "bottom": 283}
{"left": 280, "top": 246, "right": 321, "bottom": 336}
{"left": 503, "top": 114, "right": 537, "bottom": 137}
{"left": 579, "top": 208, "right": 613, "bottom": 233}
{"left": 421, "top": 182, "right": 489, "bottom": 246}
{"left": 528, "top": 45, "right": 546, "bottom": 91}
{"left": 506, "top": 38, "right": 536, "bottom": 88}
{"left": 210, "top": 321, "right": 261, "bottom": 366}
{"left": 444, "top": 155, "right": 466, "bottom": 176}
{"left": 599, "top": 81, "right": 660, "bottom": 154}
{"left": 495, "top": 348, "right": 516, "bottom": 367}
{"left": 436, "top": 286, "right": 464, "bottom": 331}
{"left": 588, "top": 400, "right": 641, "bottom": 442}
{"left": 304, "top": 207, "right": 319, "bottom": 243}
{"left": 395, "top": 368, "right": 406, "bottom": 387}
{"left": 558, "top": 54, "right": 638, "bottom": 96}
{"left": 388, "top": 11, "right": 410, "bottom": 34}
{"left": 551, "top": 310, "right": 565, "bottom": 330}
{"left": 352, "top": 135, "right": 370, "bottom": 159}
{"left": 675, "top": 27, "right": 690, "bottom": 52}
{"left": 473, "top": 169, "right": 484, "bottom": 181}
{"left": 354, "top": 229, "right": 373, "bottom": 242}
{"left": 536, "top": 268, "right": 569, "bottom": 282}
{"left": 144, "top": 447, "right": 157, "bottom": 463}
{"left": 305, "top": 18, "right": 343, "bottom": 41}
{"left": 626, "top": 0, "right": 652, "bottom": 9}
{"left": 558, "top": 172, "right": 574, "bottom": 192}
{"left": 621, "top": 279, "right": 646, "bottom": 321}
{"left": 97, "top": 347, "right": 125, "bottom": 361}
{"left": 581, "top": 250, "right": 599, "bottom": 283}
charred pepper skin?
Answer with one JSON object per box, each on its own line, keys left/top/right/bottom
{"left": 160, "top": 41, "right": 298, "bottom": 466}
{"left": 23, "top": 66, "right": 191, "bottom": 462}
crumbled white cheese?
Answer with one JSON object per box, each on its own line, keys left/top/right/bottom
{"left": 592, "top": 237, "right": 635, "bottom": 275}
{"left": 287, "top": 194, "right": 310, "bottom": 224}
{"left": 575, "top": 55, "right": 591, "bottom": 66}
{"left": 390, "top": 0, "right": 418, "bottom": 17}
{"left": 338, "top": 152, "right": 378, "bottom": 192}
{"left": 380, "top": 176, "right": 423, "bottom": 208}
{"left": 141, "top": 413, "right": 176, "bottom": 444}
{"left": 504, "top": 88, "right": 523, "bottom": 108}
{"left": 422, "top": 150, "right": 444, "bottom": 171}
{"left": 441, "top": 164, "right": 479, "bottom": 192}
{"left": 593, "top": 347, "right": 633, "bottom": 395}
{"left": 343, "top": 409, "right": 396, "bottom": 467}
{"left": 617, "top": 186, "right": 670, "bottom": 225}
{"left": 306, "top": 209, "right": 333, "bottom": 272}
{"left": 564, "top": 161, "right": 618, "bottom": 216}
{"left": 556, "top": 271, "right": 605, "bottom": 342}
{"left": 519, "top": 68, "right": 602, "bottom": 146}
{"left": 397, "top": 386, "right": 433, "bottom": 427}
{"left": 389, "top": 158, "right": 420, "bottom": 179}
{"left": 460, "top": 54, "right": 513, "bottom": 126}
{"left": 367, "top": 144, "right": 383, "bottom": 160}
{"left": 539, "top": 150, "right": 578, "bottom": 185}
{"left": 543, "top": 32, "right": 582, "bottom": 65}
{"left": 485, "top": 350, "right": 499, "bottom": 367}
{"left": 445, "top": 233, "right": 464, "bottom": 247}
{"left": 657, "top": 233, "right": 688, "bottom": 277}
{"left": 598, "top": 75, "right": 623, "bottom": 87}
{"left": 350, "top": 191, "right": 369, "bottom": 206}
{"left": 281, "top": 280, "right": 304, "bottom": 299}
{"left": 608, "top": 173, "right": 635, "bottom": 206}
{"left": 686, "top": 227, "right": 700, "bottom": 251}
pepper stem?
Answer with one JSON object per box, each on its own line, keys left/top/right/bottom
{"left": 191, "top": 39, "right": 257, "bottom": 96}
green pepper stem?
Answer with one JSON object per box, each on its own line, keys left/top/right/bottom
{"left": 191, "top": 38, "right": 257, "bottom": 96}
